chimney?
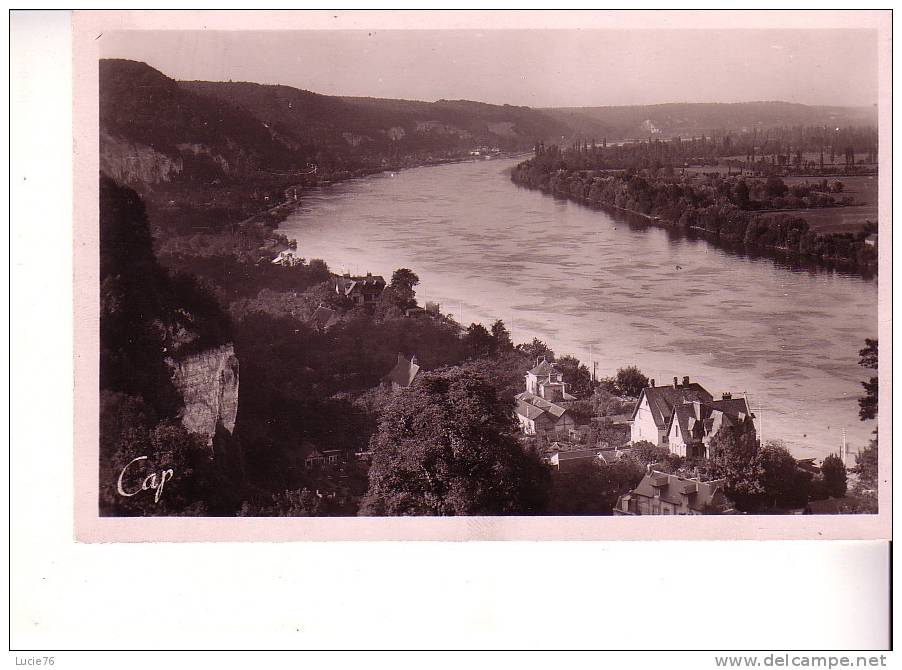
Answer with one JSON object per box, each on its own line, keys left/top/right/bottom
{"left": 673, "top": 376, "right": 679, "bottom": 388}
{"left": 722, "top": 392, "right": 732, "bottom": 400}
{"left": 650, "top": 378, "right": 655, "bottom": 387}
{"left": 537, "top": 356, "right": 545, "bottom": 367}
{"left": 682, "top": 376, "right": 690, "bottom": 387}
{"left": 410, "top": 355, "right": 418, "bottom": 366}
{"left": 366, "top": 272, "right": 372, "bottom": 278}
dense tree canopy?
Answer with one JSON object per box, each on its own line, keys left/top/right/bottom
{"left": 556, "top": 355, "right": 594, "bottom": 399}
{"left": 389, "top": 268, "right": 420, "bottom": 310}
{"left": 517, "top": 338, "right": 555, "bottom": 364}
{"left": 821, "top": 453, "right": 848, "bottom": 498}
{"left": 615, "top": 366, "right": 649, "bottom": 398}
{"left": 547, "top": 459, "right": 644, "bottom": 515}
{"left": 360, "top": 368, "right": 551, "bottom": 515}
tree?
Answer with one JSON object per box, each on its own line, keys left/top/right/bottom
{"left": 490, "top": 319, "right": 514, "bottom": 353}
{"left": 733, "top": 179, "right": 750, "bottom": 209}
{"left": 239, "top": 488, "right": 332, "bottom": 517}
{"left": 548, "top": 459, "right": 644, "bottom": 515}
{"left": 758, "top": 441, "right": 809, "bottom": 509}
{"left": 765, "top": 175, "right": 787, "bottom": 198}
{"left": 629, "top": 440, "right": 670, "bottom": 467}
{"left": 360, "top": 368, "right": 552, "bottom": 515}
{"left": 389, "top": 268, "right": 420, "bottom": 310}
{"left": 858, "top": 338, "right": 877, "bottom": 421}
{"left": 821, "top": 453, "right": 848, "bottom": 498}
{"left": 708, "top": 425, "right": 764, "bottom": 512}
{"left": 556, "top": 355, "right": 593, "bottom": 399}
{"left": 853, "top": 440, "right": 878, "bottom": 491}
{"left": 464, "top": 323, "right": 495, "bottom": 358}
{"left": 99, "top": 409, "right": 210, "bottom": 517}
{"left": 615, "top": 365, "right": 649, "bottom": 397}
{"left": 373, "top": 285, "right": 405, "bottom": 321}
{"left": 517, "top": 337, "right": 555, "bottom": 363}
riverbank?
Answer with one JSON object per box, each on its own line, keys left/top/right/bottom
{"left": 510, "top": 159, "right": 878, "bottom": 277}
{"left": 280, "top": 154, "right": 876, "bottom": 459}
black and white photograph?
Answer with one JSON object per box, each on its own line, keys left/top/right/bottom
{"left": 76, "top": 12, "right": 891, "bottom": 529}
{"left": 9, "top": 8, "right": 894, "bottom": 657}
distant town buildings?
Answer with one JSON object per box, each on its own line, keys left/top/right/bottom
{"left": 515, "top": 358, "right": 576, "bottom": 436}
{"left": 614, "top": 470, "right": 734, "bottom": 515}
{"left": 630, "top": 376, "right": 754, "bottom": 458}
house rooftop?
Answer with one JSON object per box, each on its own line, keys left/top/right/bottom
{"left": 516, "top": 391, "right": 568, "bottom": 418}
{"left": 670, "top": 396, "right": 752, "bottom": 444}
{"left": 334, "top": 273, "right": 386, "bottom": 296}
{"left": 382, "top": 353, "right": 420, "bottom": 388}
{"left": 633, "top": 378, "right": 714, "bottom": 429}
{"left": 528, "top": 358, "right": 560, "bottom": 376}
{"left": 630, "top": 470, "right": 729, "bottom": 513}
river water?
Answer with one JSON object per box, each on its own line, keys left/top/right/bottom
{"left": 281, "top": 156, "right": 878, "bottom": 460}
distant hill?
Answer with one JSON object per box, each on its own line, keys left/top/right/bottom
{"left": 179, "top": 81, "right": 572, "bottom": 157}
{"left": 544, "top": 101, "right": 878, "bottom": 141}
{"left": 100, "top": 59, "right": 304, "bottom": 184}
{"left": 99, "top": 59, "right": 878, "bottom": 187}
{"left": 99, "top": 59, "right": 573, "bottom": 186}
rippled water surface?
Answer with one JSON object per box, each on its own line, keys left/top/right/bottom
{"left": 281, "top": 157, "right": 878, "bottom": 458}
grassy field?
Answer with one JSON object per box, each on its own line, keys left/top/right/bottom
{"left": 679, "top": 150, "right": 878, "bottom": 176}
{"left": 678, "top": 169, "right": 878, "bottom": 234}
{"left": 781, "top": 174, "right": 878, "bottom": 234}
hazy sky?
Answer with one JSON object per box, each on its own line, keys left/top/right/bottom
{"left": 100, "top": 29, "right": 878, "bottom": 108}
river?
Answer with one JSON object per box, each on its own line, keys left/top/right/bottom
{"left": 280, "top": 156, "right": 878, "bottom": 460}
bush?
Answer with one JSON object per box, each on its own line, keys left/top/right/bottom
{"left": 821, "top": 453, "right": 848, "bottom": 498}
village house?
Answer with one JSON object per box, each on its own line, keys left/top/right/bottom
{"left": 614, "top": 470, "right": 734, "bottom": 516}
{"left": 629, "top": 376, "right": 754, "bottom": 458}
{"left": 304, "top": 447, "right": 343, "bottom": 469}
{"left": 381, "top": 353, "right": 421, "bottom": 390}
{"left": 630, "top": 376, "right": 713, "bottom": 445}
{"left": 332, "top": 272, "right": 386, "bottom": 306}
{"left": 666, "top": 393, "right": 756, "bottom": 459}
{"left": 271, "top": 249, "right": 302, "bottom": 266}
{"left": 514, "top": 358, "right": 576, "bottom": 437}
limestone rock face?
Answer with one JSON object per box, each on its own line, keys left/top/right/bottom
{"left": 168, "top": 344, "right": 239, "bottom": 445}
{"left": 100, "top": 132, "right": 183, "bottom": 185}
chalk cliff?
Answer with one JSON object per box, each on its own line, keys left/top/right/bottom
{"left": 168, "top": 344, "right": 239, "bottom": 445}
{"left": 100, "top": 131, "right": 184, "bottom": 185}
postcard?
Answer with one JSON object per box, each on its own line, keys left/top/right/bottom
{"left": 71, "top": 10, "right": 891, "bottom": 541}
